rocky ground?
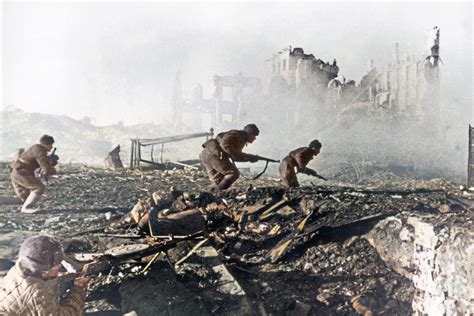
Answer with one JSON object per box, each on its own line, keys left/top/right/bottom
{"left": 0, "top": 163, "right": 471, "bottom": 315}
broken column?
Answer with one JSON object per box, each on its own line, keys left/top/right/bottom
{"left": 364, "top": 213, "right": 474, "bottom": 315}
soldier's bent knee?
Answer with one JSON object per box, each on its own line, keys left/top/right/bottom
{"left": 230, "top": 170, "right": 240, "bottom": 181}
{"left": 34, "top": 183, "right": 46, "bottom": 195}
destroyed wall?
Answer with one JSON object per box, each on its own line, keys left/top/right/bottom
{"left": 365, "top": 214, "right": 474, "bottom": 315}
{"left": 355, "top": 27, "right": 441, "bottom": 124}
{"left": 359, "top": 49, "right": 439, "bottom": 121}
{"left": 174, "top": 73, "right": 262, "bottom": 130}
{"left": 260, "top": 47, "right": 340, "bottom": 143}
{"left": 213, "top": 73, "right": 262, "bottom": 125}
{"left": 300, "top": 27, "right": 466, "bottom": 182}
{"left": 263, "top": 47, "right": 338, "bottom": 96}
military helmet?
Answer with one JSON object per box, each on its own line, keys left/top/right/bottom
{"left": 309, "top": 139, "right": 322, "bottom": 150}
{"left": 243, "top": 124, "right": 260, "bottom": 136}
{"left": 18, "top": 235, "right": 64, "bottom": 275}
{"left": 40, "top": 135, "right": 55, "bottom": 145}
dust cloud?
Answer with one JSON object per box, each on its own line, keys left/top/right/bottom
{"left": 2, "top": 2, "right": 472, "bottom": 181}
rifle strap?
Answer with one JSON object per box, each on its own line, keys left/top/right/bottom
{"left": 252, "top": 160, "right": 269, "bottom": 180}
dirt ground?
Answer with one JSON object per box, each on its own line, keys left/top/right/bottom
{"left": 0, "top": 163, "right": 468, "bottom": 315}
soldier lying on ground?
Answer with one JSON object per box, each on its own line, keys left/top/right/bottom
{"left": 279, "top": 139, "right": 322, "bottom": 188}
{"left": 112, "top": 190, "right": 208, "bottom": 236}
{"left": 200, "top": 123, "right": 260, "bottom": 190}
{"left": 10, "top": 135, "right": 57, "bottom": 213}
{"left": 0, "top": 235, "right": 89, "bottom": 316}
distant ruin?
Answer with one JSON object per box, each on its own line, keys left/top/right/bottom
{"left": 171, "top": 72, "right": 262, "bottom": 129}
{"left": 172, "top": 27, "right": 442, "bottom": 137}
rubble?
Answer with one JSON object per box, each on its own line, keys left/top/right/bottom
{"left": 365, "top": 213, "right": 474, "bottom": 315}
{"left": 0, "top": 163, "right": 471, "bottom": 314}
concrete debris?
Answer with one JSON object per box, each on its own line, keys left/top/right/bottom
{"left": 0, "top": 164, "right": 471, "bottom": 314}
{"left": 364, "top": 213, "right": 473, "bottom": 315}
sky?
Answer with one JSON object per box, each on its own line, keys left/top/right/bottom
{"left": 2, "top": 1, "right": 472, "bottom": 125}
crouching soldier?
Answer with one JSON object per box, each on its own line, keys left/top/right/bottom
{"left": 10, "top": 135, "right": 57, "bottom": 213}
{"left": 0, "top": 235, "right": 89, "bottom": 315}
{"left": 200, "top": 124, "right": 260, "bottom": 190}
{"left": 279, "top": 140, "right": 322, "bottom": 188}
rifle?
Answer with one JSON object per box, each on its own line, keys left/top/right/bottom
{"left": 310, "top": 173, "right": 328, "bottom": 181}
{"left": 304, "top": 168, "right": 328, "bottom": 181}
{"left": 75, "top": 231, "right": 205, "bottom": 276}
{"left": 250, "top": 155, "right": 280, "bottom": 180}
{"left": 253, "top": 155, "right": 280, "bottom": 163}
{"left": 48, "top": 147, "right": 59, "bottom": 166}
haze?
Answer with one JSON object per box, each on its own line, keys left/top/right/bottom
{"left": 2, "top": 1, "right": 472, "bottom": 126}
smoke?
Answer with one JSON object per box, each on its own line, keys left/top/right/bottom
{"left": 2, "top": 2, "right": 471, "bottom": 180}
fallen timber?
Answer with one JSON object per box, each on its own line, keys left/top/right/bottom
{"left": 1, "top": 165, "right": 471, "bottom": 315}
{"left": 267, "top": 211, "right": 397, "bottom": 263}
{"left": 76, "top": 231, "right": 205, "bottom": 276}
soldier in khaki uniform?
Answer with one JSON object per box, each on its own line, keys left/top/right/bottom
{"left": 10, "top": 135, "right": 57, "bottom": 213}
{"left": 279, "top": 140, "right": 322, "bottom": 188}
{"left": 0, "top": 235, "right": 89, "bottom": 315}
{"left": 200, "top": 124, "right": 260, "bottom": 190}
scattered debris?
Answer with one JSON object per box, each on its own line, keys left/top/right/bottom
{"left": 0, "top": 164, "right": 471, "bottom": 314}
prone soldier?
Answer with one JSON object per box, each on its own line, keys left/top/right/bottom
{"left": 10, "top": 135, "right": 58, "bottom": 213}
{"left": 279, "top": 139, "right": 323, "bottom": 188}
{"left": 200, "top": 124, "right": 261, "bottom": 190}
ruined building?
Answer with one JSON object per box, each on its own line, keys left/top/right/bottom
{"left": 171, "top": 27, "right": 441, "bottom": 139}
{"left": 260, "top": 47, "right": 341, "bottom": 135}
{"left": 213, "top": 73, "right": 262, "bottom": 124}
{"left": 263, "top": 46, "right": 339, "bottom": 96}
{"left": 355, "top": 26, "right": 441, "bottom": 123}
{"left": 260, "top": 27, "right": 441, "bottom": 132}
{"left": 171, "top": 72, "right": 261, "bottom": 130}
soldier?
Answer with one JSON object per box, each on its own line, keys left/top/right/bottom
{"left": 10, "top": 135, "right": 57, "bottom": 213}
{"left": 0, "top": 235, "right": 89, "bottom": 315}
{"left": 279, "top": 140, "right": 322, "bottom": 188}
{"left": 200, "top": 124, "right": 260, "bottom": 190}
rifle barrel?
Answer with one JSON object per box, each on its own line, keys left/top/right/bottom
{"left": 256, "top": 155, "right": 280, "bottom": 163}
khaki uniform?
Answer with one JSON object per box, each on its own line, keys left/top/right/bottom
{"left": 139, "top": 209, "right": 206, "bottom": 236}
{"left": 0, "top": 264, "right": 86, "bottom": 316}
{"left": 10, "top": 144, "right": 55, "bottom": 201}
{"left": 279, "top": 147, "right": 318, "bottom": 188}
{"left": 200, "top": 130, "right": 252, "bottom": 185}
{"left": 126, "top": 194, "right": 206, "bottom": 236}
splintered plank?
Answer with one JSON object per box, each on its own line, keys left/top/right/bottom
{"left": 175, "top": 238, "right": 209, "bottom": 266}
{"left": 267, "top": 211, "right": 396, "bottom": 263}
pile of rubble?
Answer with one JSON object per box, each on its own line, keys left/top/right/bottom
{"left": 0, "top": 164, "right": 472, "bottom": 315}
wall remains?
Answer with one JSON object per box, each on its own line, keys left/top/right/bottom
{"left": 364, "top": 212, "right": 474, "bottom": 315}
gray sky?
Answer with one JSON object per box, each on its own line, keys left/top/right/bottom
{"left": 2, "top": 1, "right": 472, "bottom": 125}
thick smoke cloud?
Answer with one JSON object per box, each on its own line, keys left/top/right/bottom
{"left": 2, "top": 2, "right": 472, "bottom": 180}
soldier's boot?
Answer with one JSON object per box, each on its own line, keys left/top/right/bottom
{"left": 20, "top": 192, "right": 41, "bottom": 213}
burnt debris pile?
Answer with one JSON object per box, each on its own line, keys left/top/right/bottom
{"left": 0, "top": 164, "right": 472, "bottom": 315}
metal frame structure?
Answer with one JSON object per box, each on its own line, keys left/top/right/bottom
{"left": 469, "top": 125, "right": 473, "bottom": 188}
{"left": 130, "top": 128, "right": 214, "bottom": 168}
